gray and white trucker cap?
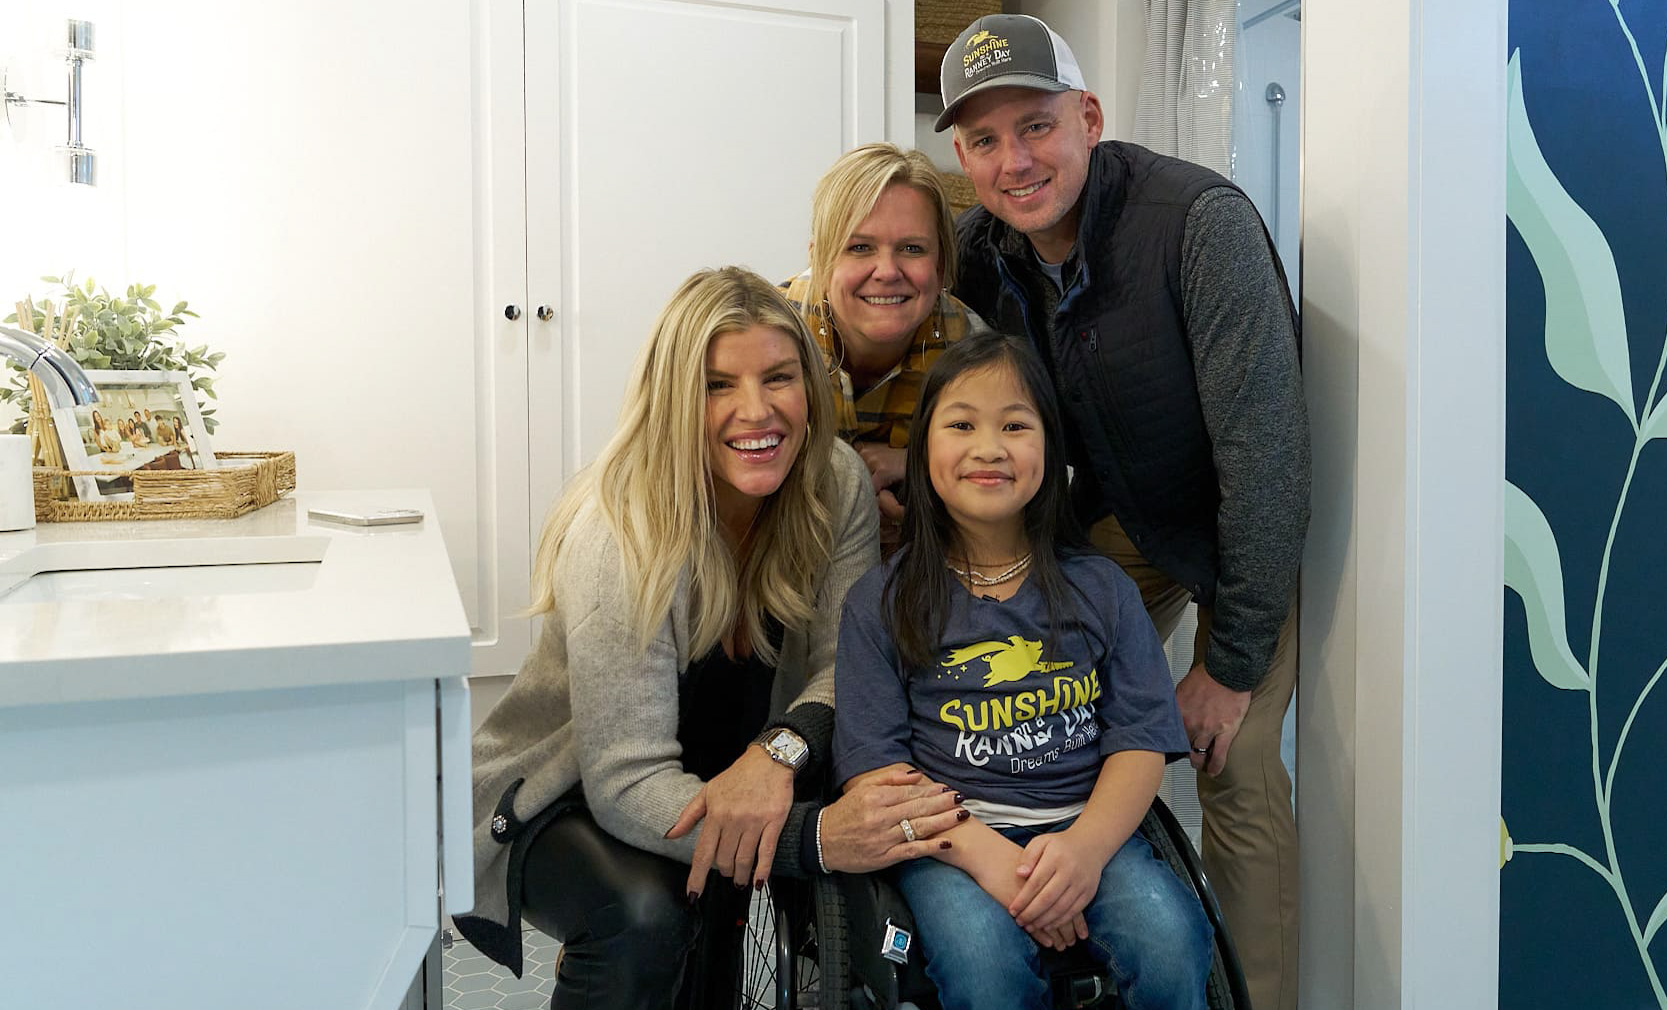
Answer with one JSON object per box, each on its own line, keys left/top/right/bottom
{"left": 935, "top": 14, "right": 1086, "bottom": 133}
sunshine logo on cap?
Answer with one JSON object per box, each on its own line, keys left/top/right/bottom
{"left": 935, "top": 14, "right": 1088, "bottom": 133}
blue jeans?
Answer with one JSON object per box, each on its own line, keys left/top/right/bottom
{"left": 893, "top": 821, "right": 1212, "bottom": 1010}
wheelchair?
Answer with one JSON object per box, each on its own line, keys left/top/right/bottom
{"left": 734, "top": 797, "right": 1251, "bottom": 1010}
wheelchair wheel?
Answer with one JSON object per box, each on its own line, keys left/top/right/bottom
{"left": 1143, "top": 798, "right": 1252, "bottom": 1010}
{"left": 735, "top": 875, "right": 852, "bottom": 1008}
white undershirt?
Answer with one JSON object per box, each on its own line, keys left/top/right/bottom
{"left": 961, "top": 797, "right": 1088, "bottom": 828}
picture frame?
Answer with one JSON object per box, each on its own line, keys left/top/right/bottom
{"left": 53, "top": 369, "right": 218, "bottom": 502}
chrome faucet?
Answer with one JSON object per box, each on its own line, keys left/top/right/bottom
{"left": 0, "top": 324, "right": 100, "bottom": 408}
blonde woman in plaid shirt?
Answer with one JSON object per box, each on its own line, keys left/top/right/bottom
{"left": 784, "top": 143, "right": 992, "bottom": 549}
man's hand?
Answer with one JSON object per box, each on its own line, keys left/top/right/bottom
{"left": 666, "top": 745, "right": 793, "bottom": 895}
{"left": 855, "top": 444, "right": 907, "bottom": 492}
{"left": 1176, "top": 664, "right": 1251, "bottom": 775}
{"left": 874, "top": 489, "right": 905, "bottom": 553}
{"left": 1008, "top": 828, "right": 1113, "bottom": 933}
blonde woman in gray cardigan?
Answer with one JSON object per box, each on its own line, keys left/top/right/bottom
{"left": 456, "top": 267, "right": 968, "bottom": 1006}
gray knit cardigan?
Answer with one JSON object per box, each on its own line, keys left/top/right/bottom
{"left": 457, "top": 440, "right": 879, "bottom": 971}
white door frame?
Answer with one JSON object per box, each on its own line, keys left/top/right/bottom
{"left": 1299, "top": 2, "right": 1507, "bottom": 1007}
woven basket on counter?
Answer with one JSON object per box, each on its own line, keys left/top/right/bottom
{"left": 31, "top": 451, "right": 297, "bottom": 523}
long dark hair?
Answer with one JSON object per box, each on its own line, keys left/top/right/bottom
{"left": 885, "top": 331, "right": 1091, "bottom": 669}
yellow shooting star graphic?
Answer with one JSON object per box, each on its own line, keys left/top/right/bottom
{"left": 941, "top": 636, "right": 1074, "bottom": 688}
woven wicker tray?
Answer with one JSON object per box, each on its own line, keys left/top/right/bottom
{"left": 32, "top": 451, "right": 297, "bottom": 522}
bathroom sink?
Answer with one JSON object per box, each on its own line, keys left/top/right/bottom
{"left": 0, "top": 535, "right": 330, "bottom": 605}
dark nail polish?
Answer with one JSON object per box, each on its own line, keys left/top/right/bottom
{"left": 939, "top": 785, "right": 953, "bottom": 793}
{"left": 687, "top": 891, "right": 699, "bottom": 905}
{"left": 956, "top": 808, "right": 971, "bottom": 822}
{"left": 939, "top": 840, "right": 953, "bottom": 850}
{"left": 953, "top": 792, "right": 965, "bottom": 804}
{"left": 754, "top": 881, "right": 765, "bottom": 892}
{"left": 735, "top": 881, "right": 748, "bottom": 890}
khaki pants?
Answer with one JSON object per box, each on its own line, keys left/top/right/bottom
{"left": 1092, "top": 515, "right": 1300, "bottom": 1010}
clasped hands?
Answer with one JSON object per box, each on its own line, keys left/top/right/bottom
{"left": 978, "top": 826, "right": 1114, "bottom": 952}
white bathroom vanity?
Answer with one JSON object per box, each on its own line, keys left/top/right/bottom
{"left": 0, "top": 492, "right": 472, "bottom": 1009}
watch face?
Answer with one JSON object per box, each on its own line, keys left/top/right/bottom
{"left": 768, "top": 730, "right": 807, "bottom": 765}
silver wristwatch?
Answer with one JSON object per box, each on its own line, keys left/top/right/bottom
{"left": 760, "top": 728, "right": 809, "bottom": 771}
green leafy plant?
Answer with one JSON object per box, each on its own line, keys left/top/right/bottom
{"left": 1, "top": 273, "right": 223, "bottom": 435}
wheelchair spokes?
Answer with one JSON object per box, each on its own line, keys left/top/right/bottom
{"left": 734, "top": 879, "right": 829, "bottom": 1009}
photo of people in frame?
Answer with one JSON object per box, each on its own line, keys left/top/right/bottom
{"left": 56, "top": 374, "right": 216, "bottom": 500}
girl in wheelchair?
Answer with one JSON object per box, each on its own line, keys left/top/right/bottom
{"left": 832, "top": 332, "right": 1214, "bottom": 1010}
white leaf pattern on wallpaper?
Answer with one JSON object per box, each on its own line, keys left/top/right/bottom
{"left": 1503, "top": 481, "right": 1589, "bottom": 691}
{"left": 1643, "top": 397, "right": 1667, "bottom": 442}
{"left": 1506, "top": 50, "right": 1637, "bottom": 427}
{"left": 1648, "top": 894, "right": 1667, "bottom": 947}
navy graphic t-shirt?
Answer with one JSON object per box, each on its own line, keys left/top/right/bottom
{"left": 833, "top": 553, "right": 1188, "bottom": 808}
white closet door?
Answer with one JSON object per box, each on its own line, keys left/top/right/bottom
{"left": 524, "top": 0, "right": 891, "bottom": 517}
{"left": 119, "top": 0, "right": 534, "bottom": 678}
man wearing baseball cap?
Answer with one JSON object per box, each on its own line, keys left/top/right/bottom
{"left": 939, "top": 14, "right": 1308, "bottom": 1010}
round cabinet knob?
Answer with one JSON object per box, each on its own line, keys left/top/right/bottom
{"left": 504, "top": 304, "right": 522, "bottom": 321}
{"left": 536, "top": 305, "right": 555, "bottom": 321}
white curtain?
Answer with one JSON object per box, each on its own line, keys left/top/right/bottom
{"left": 1133, "top": 0, "right": 1237, "bottom": 177}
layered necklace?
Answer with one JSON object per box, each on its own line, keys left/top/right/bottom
{"left": 946, "top": 553, "right": 1033, "bottom": 587}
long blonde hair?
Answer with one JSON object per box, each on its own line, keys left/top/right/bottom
{"left": 530, "top": 266, "right": 838, "bottom": 663}
{"left": 804, "top": 143, "right": 958, "bottom": 334}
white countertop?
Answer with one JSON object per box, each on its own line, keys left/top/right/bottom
{"left": 0, "top": 491, "right": 471, "bottom": 709}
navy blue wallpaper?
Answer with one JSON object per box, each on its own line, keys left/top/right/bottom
{"left": 1504, "top": 4, "right": 1667, "bottom": 1007}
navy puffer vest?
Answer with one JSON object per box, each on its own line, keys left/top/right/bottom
{"left": 954, "top": 142, "right": 1283, "bottom": 604}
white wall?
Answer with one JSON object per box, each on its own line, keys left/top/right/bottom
{"left": 0, "top": 2, "right": 127, "bottom": 297}
{"left": 1302, "top": 0, "right": 1507, "bottom": 1006}
{"left": 0, "top": 1, "right": 127, "bottom": 430}
{"left": 1015, "top": 0, "right": 1144, "bottom": 140}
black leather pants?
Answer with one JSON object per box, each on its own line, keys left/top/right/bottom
{"left": 520, "top": 805, "right": 746, "bottom": 1010}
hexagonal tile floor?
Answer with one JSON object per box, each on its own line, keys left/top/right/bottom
{"left": 443, "top": 927, "right": 559, "bottom": 1010}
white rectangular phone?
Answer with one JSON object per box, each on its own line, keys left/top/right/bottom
{"left": 307, "top": 507, "right": 425, "bottom": 527}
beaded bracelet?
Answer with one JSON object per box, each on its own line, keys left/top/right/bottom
{"left": 814, "top": 806, "right": 830, "bottom": 874}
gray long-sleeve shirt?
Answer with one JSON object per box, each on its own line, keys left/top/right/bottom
{"left": 989, "top": 184, "right": 1308, "bottom": 691}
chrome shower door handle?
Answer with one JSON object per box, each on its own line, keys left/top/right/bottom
{"left": 536, "top": 305, "right": 554, "bottom": 321}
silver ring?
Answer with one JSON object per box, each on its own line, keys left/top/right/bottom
{"left": 899, "top": 818, "right": 917, "bottom": 842}
{"left": 1192, "top": 746, "right": 1210, "bottom": 754}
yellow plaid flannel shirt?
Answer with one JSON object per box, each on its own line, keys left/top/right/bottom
{"left": 781, "top": 272, "right": 990, "bottom": 448}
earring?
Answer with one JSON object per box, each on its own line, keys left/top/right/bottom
{"left": 820, "top": 299, "right": 845, "bottom": 375}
